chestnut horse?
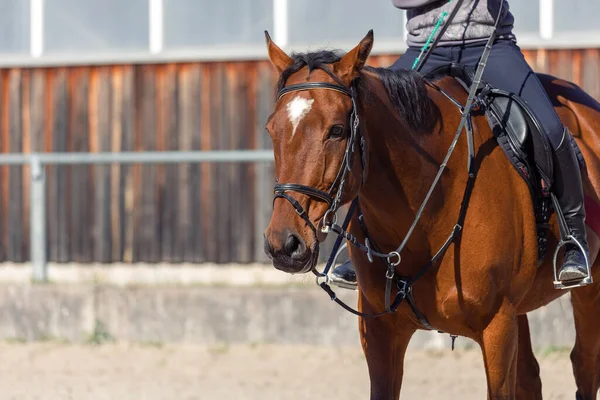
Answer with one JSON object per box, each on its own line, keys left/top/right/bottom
{"left": 262, "top": 30, "right": 600, "bottom": 399}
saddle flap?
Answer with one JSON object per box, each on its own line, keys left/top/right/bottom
{"left": 484, "top": 88, "right": 554, "bottom": 186}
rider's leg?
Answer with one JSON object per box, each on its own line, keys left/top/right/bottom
{"left": 460, "top": 39, "right": 589, "bottom": 283}
{"left": 330, "top": 46, "right": 453, "bottom": 289}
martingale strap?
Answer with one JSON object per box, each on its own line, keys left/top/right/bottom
{"left": 314, "top": 169, "right": 475, "bottom": 322}
{"left": 314, "top": 199, "right": 410, "bottom": 319}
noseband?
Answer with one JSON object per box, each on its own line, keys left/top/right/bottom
{"left": 273, "top": 81, "right": 366, "bottom": 234}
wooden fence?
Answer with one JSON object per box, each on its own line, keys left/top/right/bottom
{"left": 0, "top": 48, "right": 599, "bottom": 264}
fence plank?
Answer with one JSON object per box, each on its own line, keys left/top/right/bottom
{"left": 176, "top": 66, "right": 192, "bottom": 262}
{"left": 47, "top": 69, "right": 69, "bottom": 262}
{"left": 110, "top": 67, "right": 124, "bottom": 261}
{"left": 91, "top": 67, "right": 112, "bottom": 262}
{"left": 177, "top": 65, "right": 203, "bottom": 263}
{"left": 137, "top": 66, "right": 160, "bottom": 262}
{"left": 159, "top": 64, "right": 180, "bottom": 262}
{"left": 67, "top": 68, "right": 92, "bottom": 263}
{"left": 549, "top": 50, "right": 573, "bottom": 84}
{"left": 225, "top": 65, "right": 239, "bottom": 263}
{"left": 121, "top": 66, "right": 136, "bottom": 262}
{"left": 7, "top": 69, "right": 23, "bottom": 261}
{"left": 231, "top": 62, "right": 254, "bottom": 263}
{"left": 214, "top": 65, "right": 230, "bottom": 263}
{"left": 200, "top": 65, "right": 216, "bottom": 262}
{"left": 254, "top": 62, "right": 276, "bottom": 263}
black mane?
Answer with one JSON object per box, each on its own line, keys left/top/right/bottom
{"left": 364, "top": 66, "right": 438, "bottom": 133}
{"left": 277, "top": 49, "right": 438, "bottom": 134}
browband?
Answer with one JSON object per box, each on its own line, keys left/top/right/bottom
{"left": 277, "top": 82, "right": 353, "bottom": 100}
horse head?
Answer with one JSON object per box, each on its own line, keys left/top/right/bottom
{"left": 262, "top": 31, "right": 374, "bottom": 274}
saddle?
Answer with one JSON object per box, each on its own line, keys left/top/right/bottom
{"left": 424, "top": 63, "right": 586, "bottom": 262}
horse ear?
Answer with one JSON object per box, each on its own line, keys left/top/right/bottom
{"left": 335, "top": 30, "right": 374, "bottom": 81}
{"left": 265, "top": 30, "right": 294, "bottom": 74}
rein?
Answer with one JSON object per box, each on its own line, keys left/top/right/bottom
{"left": 272, "top": 1, "right": 504, "bottom": 322}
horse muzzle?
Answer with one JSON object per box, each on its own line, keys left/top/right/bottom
{"left": 263, "top": 230, "right": 317, "bottom": 274}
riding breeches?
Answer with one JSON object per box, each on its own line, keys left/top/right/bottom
{"left": 390, "top": 39, "right": 565, "bottom": 150}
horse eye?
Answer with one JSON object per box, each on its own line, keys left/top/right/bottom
{"left": 328, "top": 125, "right": 345, "bottom": 139}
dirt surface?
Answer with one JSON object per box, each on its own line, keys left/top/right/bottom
{"left": 0, "top": 342, "right": 578, "bottom": 399}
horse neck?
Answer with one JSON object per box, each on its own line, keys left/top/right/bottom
{"left": 356, "top": 74, "right": 465, "bottom": 259}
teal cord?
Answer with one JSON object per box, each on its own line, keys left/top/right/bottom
{"left": 411, "top": 0, "right": 453, "bottom": 70}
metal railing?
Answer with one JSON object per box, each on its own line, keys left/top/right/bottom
{"left": 0, "top": 150, "right": 275, "bottom": 282}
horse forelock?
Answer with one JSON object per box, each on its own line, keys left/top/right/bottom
{"left": 277, "top": 50, "right": 346, "bottom": 93}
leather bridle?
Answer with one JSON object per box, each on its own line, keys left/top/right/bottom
{"left": 273, "top": 81, "right": 366, "bottom": 235}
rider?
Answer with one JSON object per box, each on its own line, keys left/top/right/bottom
{"left": 330, "top": 0, "right": 590, "bottom": 288}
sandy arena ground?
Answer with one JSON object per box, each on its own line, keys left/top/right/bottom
{"left": 0, "top": 342, "right": 578, "bottom": 399}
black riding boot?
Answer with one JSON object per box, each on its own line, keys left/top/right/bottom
{"left": 553, "top": 129, "right": 590, "bottom": 284}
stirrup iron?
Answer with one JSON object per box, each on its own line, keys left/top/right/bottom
{"left": 552, "top": 235, "right": 593, "bottom": 289}
{"left": 551, "top": 194, "right": 593, "bottom": 289}
{"left": 328, "top": 242, "right": 358, "bottom": 291}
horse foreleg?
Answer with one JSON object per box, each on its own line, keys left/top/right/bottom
{"left": 570, "top": 279, "right": 600, "bottom": 400}
{"left": 480, "top": 301, "right": 519, "bottom": 399}
{"left": 358, "top": 291, "right": 416, "bottom": 400}
{"left": 515, "top": 314, "right": 543, "bottom": 400}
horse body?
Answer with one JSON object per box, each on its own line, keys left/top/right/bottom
{"left": 263, "top": 31, "right": 600, "bottom": 399}
{"left": 353, "top": 71, "right": 542, "bottom": 398}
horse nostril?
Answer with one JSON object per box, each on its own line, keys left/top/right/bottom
{"left": 284, "top": 233, "right": 306, "bottom": 258}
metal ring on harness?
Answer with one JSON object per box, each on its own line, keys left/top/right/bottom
{"left": 321, "top": 209, "right": 337, "bottom": 233}
{"left": 387, "top": 251, "right": 402, "bottom": 267}
{"left": 315, "top": 273, "right": 329, "bottom": 286}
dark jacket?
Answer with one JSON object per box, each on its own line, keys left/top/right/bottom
{"left": 391, "top": 0, "right": 515, "bottom": 47}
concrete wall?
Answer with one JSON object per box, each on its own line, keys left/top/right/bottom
{"left": 0, "top": 264, "right": 577, "bottom": 351}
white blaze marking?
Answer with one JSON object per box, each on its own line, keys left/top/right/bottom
{"left": 286, "top": 96, "right": 314, "bottom": 137}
